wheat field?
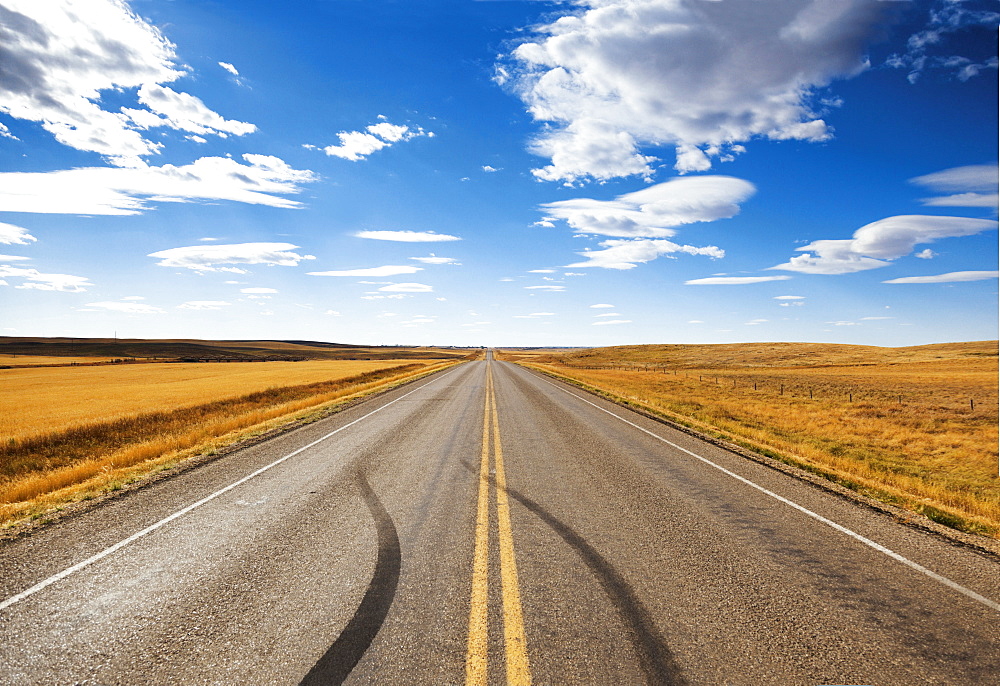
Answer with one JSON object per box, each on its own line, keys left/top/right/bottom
{"left": 500, "top": 341, "right": 1000, "bottom": 537}
{"left": 0, "top": 359, "right": 456, "bottom": 526}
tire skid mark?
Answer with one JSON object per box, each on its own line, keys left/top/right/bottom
{"left": 459, "top": 456, "right": 685, "bottom": 686}
{"left": 299, "top": 471, "right": 400, "bottom": 686}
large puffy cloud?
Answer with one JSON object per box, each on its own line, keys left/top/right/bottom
{"left": 503, "top": 0, "right": 894, "bottom": 182}
{"left": 540, "top": 176, "right": 755, "bottom": 237}
{"left": 0, "top": 0, "right": 253, "bottom": 165}
{"left": 770, "top": 215, "right": 998, "bottom": 274}
{"left": 566, "top": 238, "right": 723, "bottom": 270}
{"left": 910, "top": 164, "right": 999, "bottom": 209}
{"left": 0, "top": 265, "right": 92, "bottom": 292}
{"left": 148, "top": 243, "right": 315, "bottom": 272}
{"left": 0, "top": 154, "right": 317, "bottom": 215}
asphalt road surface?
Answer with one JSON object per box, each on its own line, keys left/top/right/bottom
{"left": 1, "top": 354, "right": 998, "bottom": 685}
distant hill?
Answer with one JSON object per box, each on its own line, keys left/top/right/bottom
{"left": 0, "top": 337, "right": 472, "bottom": 362}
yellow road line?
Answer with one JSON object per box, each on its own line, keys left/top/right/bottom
{"left": 465, "top": 365, "right": 493, "bottom": 685}
{"left": 465, "top": 359, "right": 533, "bottom": 685}
{"left": 490, "top": 364, "right": 532, "bottom": 685}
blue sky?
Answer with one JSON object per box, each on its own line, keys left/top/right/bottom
{"left": 0, "top": 0, "right": 996, "bottom": 347}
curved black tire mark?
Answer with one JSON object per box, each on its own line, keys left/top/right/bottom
{"left": 299, "top": 472, "right": 401, "bottom": 686}
{"left": 458, "top": 455, "right": 685, "bottom": 685}
{"left": 506, "top": 485, "right": 687, "bottom": 686}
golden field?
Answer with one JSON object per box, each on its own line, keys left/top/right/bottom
{"left": 0, "top": 357, "right": 462, "bottom": 526}
{"left": 500, "top": 341, "right": 999, "bottom": 537}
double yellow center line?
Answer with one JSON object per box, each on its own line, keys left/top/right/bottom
{"left": 466, "top": 361, "right": 531, "bottom": 685}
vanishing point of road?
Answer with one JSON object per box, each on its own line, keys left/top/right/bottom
{"left": 1, "top": 354, "right": 998, "bottom": 684}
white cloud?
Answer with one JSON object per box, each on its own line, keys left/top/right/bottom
{"left": 241, "top": 287, "right": 278, "bottom": 294}
{"left": 361, "top": 294, "right": 408, "bottom": 300}
{"left": 910, "top": 164, "right": 999, "bottom": 209}
{"left": 482, "top": 165, "right": 500, "bottom": 172}
{"left": 593, "top": 319, "right": 631, "bottom": 326}
{"left": 0, "top": 0, "right": 254, "bottom": 165}
{"left": 773, "top": 295, "right": 805, "bottom": 300}
{"left": 308, "top": 265, "right": 423, "bottom": 277}
{"left": 745, "top": 319, "right": 768, "bottom": 326}
{"left": 219, "top": 62, "right": 240, "bottom": 76}
{"left": 524, "top": 285, "right": 566, "bottom": 291}
{"left": 770, "top": 215, "right": 998, "bottom": 275}
{"left": 325, "top": 310, "right": 341, "bottom": 316}
{"left": 528, "top": 269, "right": 556, "bottom": 273}
{"left": 0, "top": 122, "right": 17, "bottom": 140}
{"left": 594, "top": 312, "right": 621, "bottom": 317}
{"left": 686, "top": 275, "right": 792, "bottom": 285}
{"left": 150, "top": 243, "right": 314, "bottom": 272}
{"left": 827, "top": 320, "right": 861, "bottom": 326}
{"left": 886, "top": 3, "right": 1000, "bottom": 83}
{"left": 124, "top": 84, "right": 255, "bottom": 138}
{"left": 541, "top": 176, "right": 755, "bottom": 238}
{"left": 590, "top": 303, "right": 615, "bottom": 308}
{"left": 860, "top": 316, "right": 893, "bottom": 320}
{"left": 688, "top": 320, "right": 704, "bottom": 324}
{"left": 0, "top": 222, "right": 36, "bottom": 244}
{"left": 915, "top": 249, "right": 937, "bottom": 259}
{"left": 0, "top": 154, "right": 317, "bottom": 215}
{"left": 0, "top": 254, "right": 29, "bottom": 261}
{"left": 503, "top": 0, "right": 890, "bottom": 182}
{"left": 378, "top": 282, "right": 433, "bottom": 292}
{"left": 177, "top": 300, "right": 230, "bottom": 310}
{"left": 83, "top": 301, "right": 164, "bottom": 314}
{"left": 410, "top": 255, "right": 460, "bottom": 265}
{"left": 355, "top": 230, "right": 461, "bottom": 242}
{"left": 882, "top": 270, "right": 1000, "bottom": 284}
{"left": 0, "top": 265, "right": 92, "bottom": 292}
{"left": 567, "top": 238, "right": 723, "bottom": 270}
{"left": 316, "top": 120, "right": 429, "bottom": 161}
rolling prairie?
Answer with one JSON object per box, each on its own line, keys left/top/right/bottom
{"left": 501, "top": 341, "right": 1000, "bottom": 537}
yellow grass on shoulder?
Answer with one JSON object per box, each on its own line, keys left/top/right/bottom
{"left": 500, "top": 341, "right": 1000, "bottom": 538}
{"left": 0, "top": 358, "right": 461, "bottom": 528}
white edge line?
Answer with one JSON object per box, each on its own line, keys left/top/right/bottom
{"left": 529, "top": 367, "right": 1000, "bottom": 614}
{"left": 0, "top": 364, "right": 465, "bottom": 613}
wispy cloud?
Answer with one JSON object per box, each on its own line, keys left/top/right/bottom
{"left": 177, "top": 301, "right": 231, "bottom": 310}
{"left": 686, "top": 275, "right": 792, "bottom": 285}
{"left": 882, "top": 270, "right": 999, "bottom": 284}
{"left": 770, "top": 215, "right": 997, "bottom": 275}
{"left": 378, "top": 282, "right": 433, "bottom": 292}
{"left": 540, "top": 176, "right": 755, "bottom": 238}
{"left": 308, "top": 265, "right": 423, "bottom": 277}
{"left": 311, "top": 119, "right": 430, "bottom": 161}
{"left": 149, "top": 243, "right": 315, "bottom": 272}
{"left": 410, "top": 255, "right": 460, "bottom": 265}
{"left": 355, "top": 230, "right": 461, "bottom": 242}
{"left": 0, "top": 155, "right": 318, "bottom": 215}
{"left": 0, "top": 222, "right": 37, "bottom": 245}
{"left": 0, "top": 265, "right": 92, "bottom": 292}
{"left": 910, "top": 164, "right": 999, "bottom": 209}
{"left": 568, "top": 239, "right": 723, "bottom": 270}
{"left": 83, "top": 301, "right": 164, "bottom": 314}
{"left": 524, "top": 285, "right": 565, "bottom": 291}
{"left": 593, "top": 319, "right": 631, "bottom": 326}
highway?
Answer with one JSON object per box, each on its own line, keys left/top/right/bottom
{"left": 1, "top": 354, "right": 998, "bottom": 684}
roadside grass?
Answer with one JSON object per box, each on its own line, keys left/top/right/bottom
{"left": 1, "top": 359, "right": 419, "bottom": 442}
{"left": 0, "top": 360, "right": 460, "bottom": 527}
{"left": 500, "top": 342, "right": 999, "bottom": 538}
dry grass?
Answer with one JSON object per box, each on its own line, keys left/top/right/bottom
{"left": 500, "top": 341, "right": 1000, "bottom": 537}
{"left": 0, "top": 355, "right": 118, "bottom": 366}
{"left": 1, "top": 360, "right": 423, "bottom": 442}
{"left": 0, "top": 359, "right": 458, "bottom": 526}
